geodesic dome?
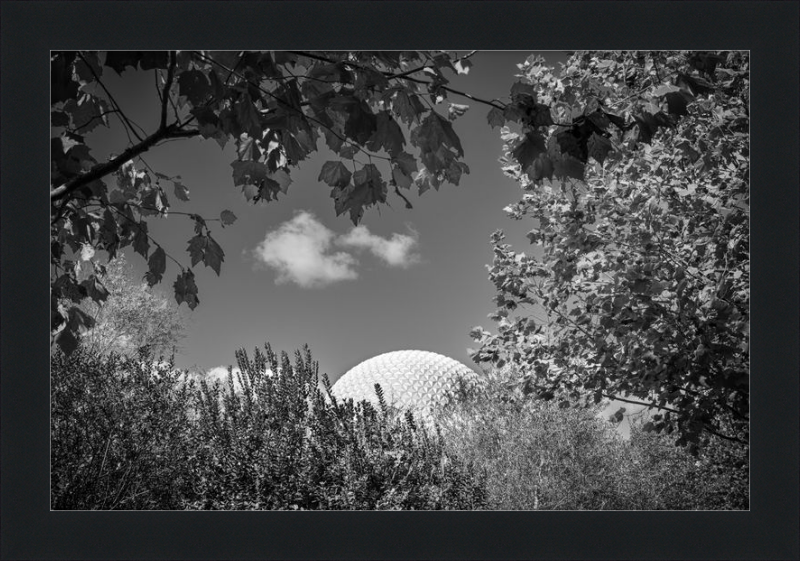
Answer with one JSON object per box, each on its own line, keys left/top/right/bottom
{"left": 330, "top": 350, "right": 480, "bottom": 418}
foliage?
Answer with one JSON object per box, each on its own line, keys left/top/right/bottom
{"left": 470, "top": 51, "right": 749, "bottom": 451}
{"left": 183, "top": 344, "right": 486, "bottom": 510}
{"left": 51, "top": 348, "right": 193, "bottom": 509}
{"left": 434, "top": 365, "right": 748, "bottom": 509}
{"left": 51, "top": 50, "right": 484, "bottom": 353}
{"left": 57, "top": 254, "right": 186, "bottom": 357}
{"left": 51, "top": 343, "right": 486, "bottom": 510}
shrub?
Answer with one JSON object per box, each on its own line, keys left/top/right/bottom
{"left": 433, "top": 366, "right": 748, "bottom": 510}
{"left": 51, "top": 348, "right": 194, "bottom": 509}
{"left": 181, "top": 345, "right": 487, "bottom": 510}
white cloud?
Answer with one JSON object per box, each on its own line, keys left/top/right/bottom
{"left": 252, "top": 211, "right": 421, "bottom": 288}
{"left": 252, "top": 211, "right": 358, "bottom": 288}
{"left": 337, "top": 225, "right": 419, "bottom": 268}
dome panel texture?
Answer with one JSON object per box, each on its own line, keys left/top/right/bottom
{"left": 331, "top": 350, "right": 479, "bottom": 417}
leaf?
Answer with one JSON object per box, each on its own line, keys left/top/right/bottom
{"left": 173, "top": 181, "right": 190, "bottom": 202}
{"left": 366, "top": 111, "right": 405, "bottom": 157}
{"left": 411, "top": 112, "right": 464, "bottom": 157}
{"left": 220, "top": 210, "right": 237, "bottom": 227}
{"left": 393, "top": 152, "right": 418, "bottom": 176}
{"left": 52, "top": 52, "right": 80, "bottom": 104}
{"left": 343, "top": 98, "right": 378, "bottom": 144}
{"left": 510, "top": 82, "right": 536, "bottom": 102}
{"left": 587, "top": 133, "right": 614, "bottom": 164}
{"left": 178, "top": 70, "right": 212, "bottom": 106}
{"left": 145, "top": 247, "right": 166, "bottom": 286}
{"left": 187, "top": 234, "right": 225, "bottom": 275}
{"left": 447, "top": 103, "right": 470, "bottom": 121}
{"left": 512, "top": 132, "right": 547, "bottom": 170}
{"left": 133, "top": 221, "right": 150, "bottom": 257}
{"left": 652, "top": 84, "right": 681, "bottom": 96}
{"left": 104, "top": 51, "right": 142, "bottom": 75}
{"left": 231, "top": 160, "right": 269, "bottom": 187}
{"left": 487, "top": 107, "right": 505, "bottom": 128}
{"left": 55, "top": 325, "right": 80, "bottom": 355}
{"left": 174, "top": 270, "right": 200, "bottom": 310}
{"left": 454, "top": 58, "right": 472, "bottom": 75}
{"left": 270, "top": 169, "right": 293, "bottom": 194}
{"left": 51, "top": 111, "right": 70, "bottom": 127}
{"left": 79, "top": 243, "right": 95, "bottom": 261}
{"left": 665, "top": 90, "right": 693, "bottom": 117}
{"left": 318, "top": 161, "right": 352, "bottom": 188}
{"left": 392, "top": 90, "right": 425, "bottom": 125}
{"left": 332, "top": 163, "right": 386, "bottom": 224}
{"left": 80, "top": 275, "right": 110, "bottom": 304}
{"left": 392, "top": 166, "right": 413, "bottom": 189}
{"left": 138, "top": 52, "right": 168, "bottom": 70}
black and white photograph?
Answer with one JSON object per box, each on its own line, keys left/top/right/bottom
{"left": 49, "top": 49, "right": 750, "bottom": 511}
{"left": 3, "top": 1, "right": 798, "bottom": 558}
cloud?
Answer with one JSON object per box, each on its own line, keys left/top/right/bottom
{"left": 252, "top": 211, "right": 358, "bottom": 288}
{"left": 252, "top": 211, "right": 420, "bottom": 288}
{"left": 337, "top": 225, "right": 419, "bottom": 268}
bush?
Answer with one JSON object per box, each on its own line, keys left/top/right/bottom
{"left": 181, "top": 345, "right": 486, "bottom": 510}
{"left": 51, "top": 348, "right": 194, "bottom": 509}
{"left": 433, "top": 366, "right": 748, "bottom": 510}
{"left": 51, "top": 344, "right": 486, "bottom": 510}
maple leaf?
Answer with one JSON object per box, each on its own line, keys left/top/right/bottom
{"left": 332, "top": 164, "right": 386, "bottom": 224}
{"left": 104, "top": 51, "right": 142, "bottom": 75}
{"left": 220, "top": 210, "right": 237, "bottom": 227}
{"left": 173, "top": 181, "right": 190, "bottom": 202}
{"left": 587, "top": 133, "right": 614, "bottom": 164}
{"left": 319, "top": 161, "right": 352, "bottom": 188}
{"left": 411, "top": 112, "right": 464, "bottom": 157}
{"left": 366, "top": 111, "right": 405, "bottom": 157}
{"left": 392, "top": 90, "right": 425, "bottom": 125}
{"left": 145, "top": 247, "right": 166, "bottom": 286}
{"left": 511, "top": 132, "right": 547, "bottom": 170}
{"left": 52, "top": 52, "right": 80, "bottom": 104}
{"left": 527, "top": 153, "right": 554, "bottom": 182}
{"left": 510, "top": 82, "right": 536, "bottom": 103}
{"left": 342, "top": 98, "right": 378, "bottom": 144}
{"left": 392, "top": 166, "right": 413, "bottom": 189}
{"left": 270, "top": 169, "right": 293, "bottom": 194}
{"left": 178, "top": 70, "right": 212, "bottom": 106}
{"left": 80, "top": 275, "right": 110, "bottom": 304}
{"left": 487, "top": 107, "right": 506, "bottom": 128}
{"left": 447, "top": 103, "right": 470, "bottom": 121}
{"left": 231, "top": 160, "right": 269, "bottom": 187}
{"left": 132, "top": 221, "right": 150, "bottom": 257}
{"left": 63, "top": 94, "right": 110, "bottom": 133}
{"left": 665, "top": 90, "right": 693, "bottom": 117}
{"left": 187, "top": 233, "right": 225, "bottom": 275}
{"left": 454, "top": 58, "right": 473, "bottom": 75}
{"left": 138, "top": 52, "right": 168, "bottom": 70}
{"left": 393, "top": 152, "right": 418, "bottom": 176}
{"left": 174, "top": 270, "right": 200, "bottom": 310}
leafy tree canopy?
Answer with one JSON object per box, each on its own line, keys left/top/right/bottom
{"left": 470, "top": 51, "right": 749, "bottom": 451}
{"left": 51, "top": 50, "right": 488, "bottom": 353}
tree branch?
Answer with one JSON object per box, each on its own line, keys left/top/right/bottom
{"left": 50, "top": 124, "right": 200, "bottom": 203}
{"left": 77, "top": 52, "right": 145, "bottom": 143}
{"left": 161, "top": 51, "right": 177, "bottom": 129}
{"left": 289, "top": 50, "right": 507, "bottom": 111}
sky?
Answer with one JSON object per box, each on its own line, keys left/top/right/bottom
{"left": 86, "top": 51, "right": 571, "bottom": 385}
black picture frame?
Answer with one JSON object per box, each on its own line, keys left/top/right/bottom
{"left": 3, "top": 1, "right": 798, "bottom": 559}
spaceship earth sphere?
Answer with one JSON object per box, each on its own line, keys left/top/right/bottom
{"left": 330, "top": 350, "right": 480, "bottom": 418}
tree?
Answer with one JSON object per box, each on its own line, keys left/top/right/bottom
{"left": 70, "top": 254, "right": 186, "bottom": 358}
{"left": 50, "top": 50, "right": 492, "bottom": 354}
{"left": 470, "top": 51, "right": 749, "bottom": 451}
